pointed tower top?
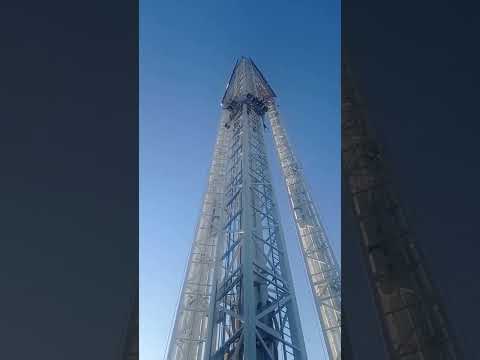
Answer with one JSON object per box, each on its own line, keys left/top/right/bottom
{"left": 221, "top": 57, "right": 276, "bottom": 111}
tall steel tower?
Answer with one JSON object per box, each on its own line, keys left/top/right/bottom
{"left": 167, "top": 57, "right": 341, "bottom": 360}
{"left": 342, "top": 59, "right": 462, "bottom": 359}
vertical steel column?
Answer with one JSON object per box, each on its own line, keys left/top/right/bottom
{"left": 342, "top": 61, "right": 462, "bottom": 360}
{"left": 240, "top": 102, "right": 258, "bottom": 357}
{"left": 167, "top": 111, "right": 230, "bottom": 360}
{"left": 206, "top": 101, "right": 307, "bottom": 360}
{"left": 205, "top": 104, "right": 246, "bottom": 359}
{"left": 267, "top": 103, "right": 341, "bottom": 360}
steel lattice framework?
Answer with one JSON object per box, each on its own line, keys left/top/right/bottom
{"left": 342, "top": 60, "right": 462, "bottom": 360}
{"left": 267, "top": 104, "right": 341, "bottom": 359}
{"left": 168, "top": 57, "right": 340, "bottom": 360}
{"left": 167, "top": 111, "right": 230, "bottom": 360}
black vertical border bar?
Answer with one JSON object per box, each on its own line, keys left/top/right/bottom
{"left": 0, "top": 1, "right": 138, "bottom": 359}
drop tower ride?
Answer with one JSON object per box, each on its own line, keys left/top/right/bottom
{"left": 167, "top": 57, "right": 341, "bottom": 360}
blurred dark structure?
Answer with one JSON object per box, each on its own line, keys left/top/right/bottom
{"left": 122, "top": 294, "right": 138, "bottom": 360}
{"left": 341, "top": 56, "right": 462, "bottom": 360}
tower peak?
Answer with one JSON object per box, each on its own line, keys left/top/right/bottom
{"left": 221, "top": 57, "right": 276, "bottom": 110}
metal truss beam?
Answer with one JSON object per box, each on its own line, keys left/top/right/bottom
{"left": 266, "top": 103, "right": 342, "bottom": 360}
{"left": 205, "top": 99, "right": 307, "bottom": 360}
{"left": 167, "top": 111, "right": 230, "bottom": 360}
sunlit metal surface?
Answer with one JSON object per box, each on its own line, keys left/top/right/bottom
{"left": 168, "top": 57, "right": 341, "bottom": 360}
{"left": 167, "top": 111, "right": 230, "bottom": 360}
{"left": 205, "top": 57, "right": 307, "bottom": 360}
{"left": 267, "top": 103, "right": 341, "bottom": 360}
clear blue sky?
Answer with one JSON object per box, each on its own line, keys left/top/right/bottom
{"left": 140, "top": 1, "right": 340, "bottom": 359}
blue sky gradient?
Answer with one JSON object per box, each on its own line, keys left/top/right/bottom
{"left": 140, "top": 1, "right": 339, "bottom": 358}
